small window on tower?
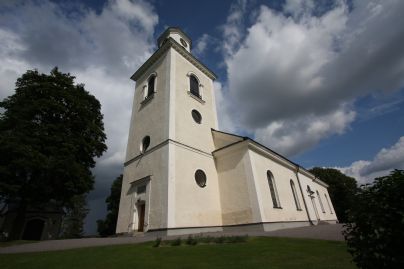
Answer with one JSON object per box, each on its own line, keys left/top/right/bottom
{"left": 140, "top": 136, "right": 150, "bottom": 153}
{"left": 147, "top": 75, "right": 156, "bottom": 98}
{"left": 190, "top": 75, "right": 201, "bottom": 99}
{"left": 195, "top": 169, "right": 207, "bottom": 188}
{"left": 191, "top": 109, "right": 202, "bottom": 124}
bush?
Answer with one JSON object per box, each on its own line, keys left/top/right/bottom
{"left": 170, "top": 238, "right": 181, "bottom": 246}
{"left": 152, "top": 237, "right": 161, "bottom": 248}
{"left": 344, "top": 170, "right": 404, "bottom": 269}
{"left": 185, "top": 235, "right": 198, "bottom": 246}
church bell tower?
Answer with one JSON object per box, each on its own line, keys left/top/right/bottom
{"left": 116, "top": 27, "right": 223, "bottom": 235}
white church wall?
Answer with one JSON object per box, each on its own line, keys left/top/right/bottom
{"left": 297, "top": 172, "right": 338, "bottom": 223}
{"left": 173, "top": 51, "right": 217, "bottom": 153}
{"left": 248, "top": 149, "right": 309, "bottom": 223}
{"left": 117, "top": 51, "right": 172, "bottom": 234}
{"left": 215, "top": 143, "right": 259, "bottom": 225}
{"left": 116, "top": 145, "right": 170, "bottom": 234}
{"left": 172, "top": 143, "right": 222, "bottom": 228}
{"left": 125, "top": 53, "right": 170, "bottom": 162}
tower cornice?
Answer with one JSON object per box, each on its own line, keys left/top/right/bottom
{"left": 131, "top": 37, "right": 217, "bottom": 81}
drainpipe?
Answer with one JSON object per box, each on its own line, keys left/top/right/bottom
{"left": 295, "top": 166, "right": 314, "bottom": 225}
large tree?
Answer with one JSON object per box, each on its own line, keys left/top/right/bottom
{"left": 344, "top": 170, "right": 404, "bottom": 269}
{"left": 61, "top": 194, "right": 89, "bottom": 239}
{"left": 309, "top": 167, "right": 357, "bottom": 223}
{"left": 97, "top": 174, "right": 122, "bottom": 237}
{"left": 0, "top": 68, "right": 107, "bottom": 238}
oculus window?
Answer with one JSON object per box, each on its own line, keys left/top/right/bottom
{"left": 191, "top": 109, "right": 202, "bottom": 124}
{"left": 195, "top": 169, "right": 207, "bottom": 188}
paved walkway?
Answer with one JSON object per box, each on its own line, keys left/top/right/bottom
{"left": 0, "top": 224, "right": 345, "bottom": 254}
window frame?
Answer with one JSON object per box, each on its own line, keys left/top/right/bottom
{"left": 324, "top": 193, "right": 333, "bottom": 214}
{"left": 267, "top": 171, "right": 281, "bottom": 209}
{"left": 187, "top": 72, "right": 204, "bottom": 102}
{"left": 290, "top": 180, "right": 302, "bottom": 210}
{"left": 142, "top": 72, "right": 157, "bottom": 103}
{"left": 195, "top": 169, "right": 207, "bottom": 188}
{"left": 140, "top": 136, "right": 150, "bottom": 154}
{"left": 316, "top": 190, "right": 325, "bottom": 213}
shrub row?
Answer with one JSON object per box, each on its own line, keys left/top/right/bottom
{"left": 152, "top": 235, "right": 248, "bottom": 247}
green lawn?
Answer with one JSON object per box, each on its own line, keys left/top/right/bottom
{"left": 0, "top": 237, "right": 356, "bottom": 269}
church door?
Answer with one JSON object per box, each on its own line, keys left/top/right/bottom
{"left": 138, "top": 203, "right": 145, "bottom": 232}
{"left": 22, "top": 219, "right": 45, "bottom": 240}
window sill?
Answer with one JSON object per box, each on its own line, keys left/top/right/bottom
{"left": 297, "top": 209, "right": 303, "bottom": 211}
{"left": 187, "top": 91, "right": 205, "bottom": 104}
{"left": 141, "top": 93, "right": 155, "bottom": 106}
{"left": 273, "top": 206, "right": 283, "bottom": 209}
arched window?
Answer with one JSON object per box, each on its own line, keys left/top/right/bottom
{"left": 324, "top": 194, "right": 333, "bottom": 214}
{"left": 140, "top": 136, "right": 150, "bottom": 153}
{"left": 267, "top": 171, "right": 281, "bottom": 208}
{"left": 190, "top": 75, "right": 200, "bottom": 98}
{"left": 317, "top": 191, "right": 325, "bottom": 213}
{"left": 147, "top": 75, "right": 156, "bottom": 98}
{"left": 290, "top": 180, "right": 301, "bottom": 210}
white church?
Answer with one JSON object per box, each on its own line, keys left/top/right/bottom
{"left": 116, "top": 27, "right": 338, "bottom": 236}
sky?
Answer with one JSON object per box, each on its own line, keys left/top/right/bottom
{"left": 1, "top": 0, "right": 404, "bottom": 235}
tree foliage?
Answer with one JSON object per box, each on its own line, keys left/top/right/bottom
{"left": 309, "top": 167, "right": 357, "bottom": 222}
{"left": 61, "top": 194, "right": 89, "bottom": 238}
{"left": 344, "top": 170, "right": 404, "bottom": 269}
{"left": 0, "top": 68, "right": 107, "bottom": 207}
{"left": 97, "top": 174, "right": 122, "bottom": 237}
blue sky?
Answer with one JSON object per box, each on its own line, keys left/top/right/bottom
{"left": 1, "top": 0, "right": 404, "bottom": 234}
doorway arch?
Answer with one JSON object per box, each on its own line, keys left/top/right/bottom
{"left": 22, "top": 218, "right": 45, "bottom": 240}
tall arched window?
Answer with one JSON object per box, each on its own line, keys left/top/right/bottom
{"left": 190, "top": 75, "right": 200, "bottom": 98}
{"left": 267, "top": 171, "right": 281, "bottom": 208}
{"left": 290, "top": 180, "right": 301, "bottom": 210}
{"left": 147, "top": 75, "right": 156, "bottom": 98}
{"left": 317, "top": 191, "right": 325, "bottom": 213}
{"left": 324, "top": 194, "right": 333, "bottom": 214}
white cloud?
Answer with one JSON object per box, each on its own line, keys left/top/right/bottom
{"left": 0, "top": 0, "right": 158, "bottom": 166}
{"left": 338, "top": 136, "right": 404, "bottom": 184}
{"left": 255, "top": 107, "right": 356, "bottom": 156}
{"left": 220, "top": 0, "right": 404, "bottom": 156}
{"left": 193, "top": 34, "right": 211, "bottom": 57}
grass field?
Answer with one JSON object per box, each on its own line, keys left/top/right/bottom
{"left": 0, "top": 237, "right": 356, "bottom": 269}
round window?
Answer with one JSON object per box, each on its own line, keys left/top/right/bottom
{"left": 140, "top": 136, "right": 150, "bottom": 153}
{"left": 180, "top": 38, "right": 188, "bottom": 48}
{"left": 191, "top": 109, "right": 202, "bottom": 124}
{"left": 195, "top": 169, "right": 207, "bottom": 188}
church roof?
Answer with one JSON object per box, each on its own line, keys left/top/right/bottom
{"left": 131, "top": 37, "right": 217, "bottom": 81}
{"left": 211, "top": 129, "right": 328, "bottom": 188}
{"left": 157, "top": 27, "right": 192, "bottom": 49}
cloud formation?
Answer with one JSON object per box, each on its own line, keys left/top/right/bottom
{"left": 338, "top": 136, "right": 404, "bottom": 184}
{"left": 220, "top": 0, "right": 404, "bottom": 156}
{"left": 0, "top": 0, "right": 158, "bottom": 234}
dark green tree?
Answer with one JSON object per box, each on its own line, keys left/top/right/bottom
{"left": 97, "top": 174, "right": 122, "bottom": 237}
{"left": 344, "top": 170, "right": 404, "bottom": 269}
{"left": 61, "top": 194, "right": 89, "bottom": 238}
{"left": 0, "top": 68, "right": 107, "bottom": 239}
{"left": 309, "top": 167, "right": 357, "bottom": 222}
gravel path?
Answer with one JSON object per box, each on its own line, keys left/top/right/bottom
{"left": 0, "top": 224, "right": 345, "bottom": 254}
